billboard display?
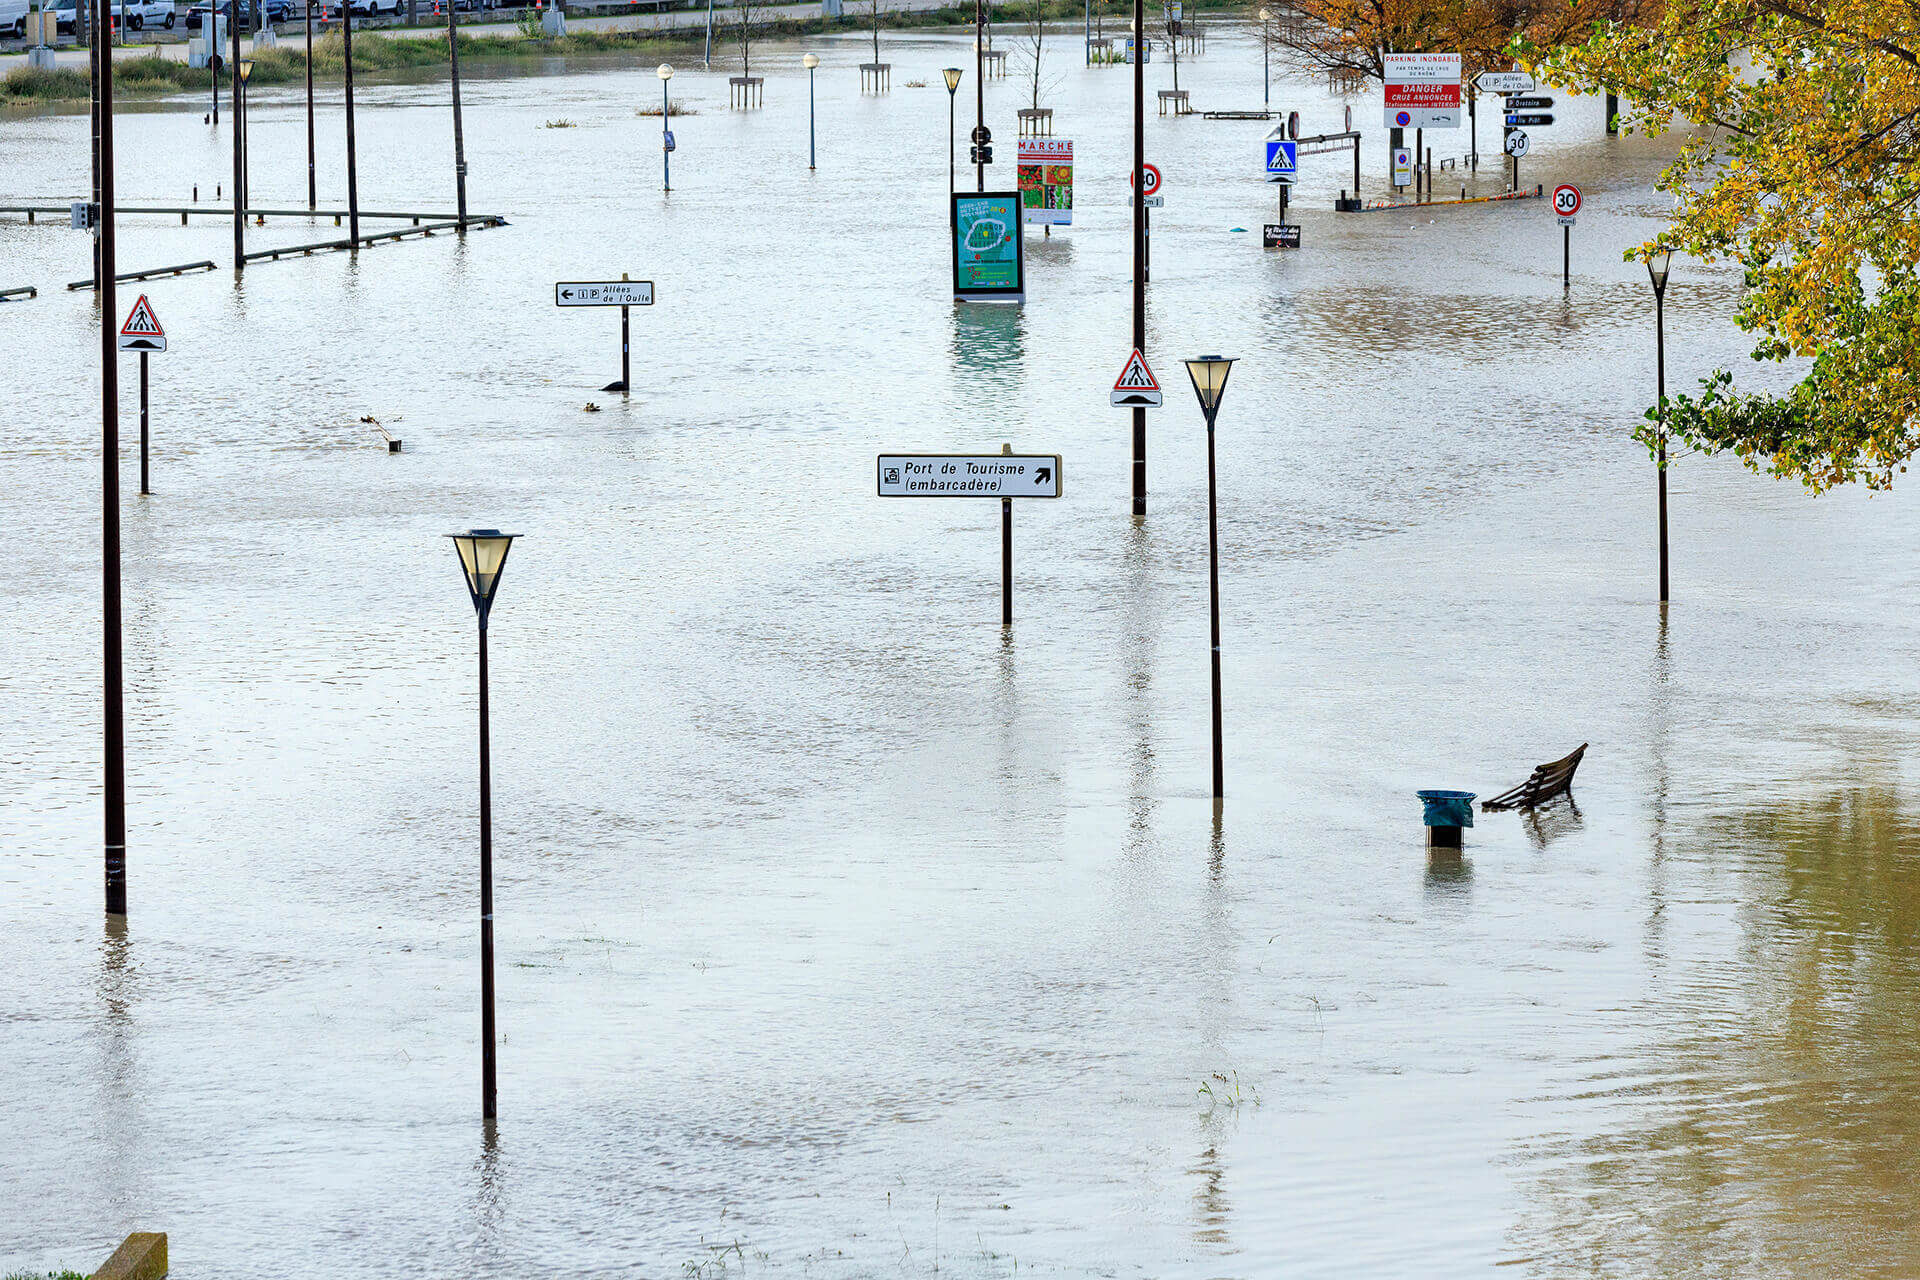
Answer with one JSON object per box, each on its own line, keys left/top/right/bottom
{"left": 952, "top": 191, "right": 1026, "bottom": 301}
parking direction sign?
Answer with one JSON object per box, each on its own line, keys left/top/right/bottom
{"left": 555, "top": 280, "right": 655, "bottom": 306}
{"left": 1506, "top": 113, "right": 1554, "bottom": 127}
{"left": 877, "top": 454, "right": 1062, "bottom": 497}
{"left": 1474, "top": 70, "right": 1534, "bottom": 94}
{"left": 1504, "top": 95, "right": 1553, "bottom": 110}
{"left": 1264, "top": 138, "right": 1297, "bottom": 181}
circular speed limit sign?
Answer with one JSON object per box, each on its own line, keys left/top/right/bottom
{"left": 1553, "top": 184, "right": 1582, "bottom": 217}
{"left": 1504, "top": 130, "right": 1530, "bottom": 157}
{"left": 1130, "top": 162, "right": 1163, "bottom": 197}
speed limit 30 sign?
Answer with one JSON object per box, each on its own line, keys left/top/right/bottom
{"left": 1553, "top": 183, "right": 1581, "bottom": 225}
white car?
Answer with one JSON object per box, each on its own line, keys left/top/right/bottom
{"left": 0, "top": 0, "right": 31, "bottom": 38}
{"left": 113, "top": 0, "right": 176, "bottom": 28}
{"left": 346, "top": 0, "right": 400, "bottom": 15}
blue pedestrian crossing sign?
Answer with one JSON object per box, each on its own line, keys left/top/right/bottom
{"left": 1264, "top": 138, "right": 1297, "bottom": 182}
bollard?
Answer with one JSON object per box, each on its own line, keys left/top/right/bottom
{"left": 94, "top": 1232, "right": 168, "bottom": 1280}
{"left": 1417, "top": 790, "right": 1476, "bottom": 849}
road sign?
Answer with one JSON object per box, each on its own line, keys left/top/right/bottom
{"left": 877, "top": 454, "right": 1061, "bottom": 497}
{"left": 971, "top": 125, "right": 992, "bottom": 144}
{"left": 1127, "top": 195, "right": 1165, "bottom": 207}
{"left": 971, "top": 144, "right": 995, "bottom": 165}
{"left": 1383, "top": 52, "right": 1461, "bottom": 129}
{"left": 1504, "top": 130, "right": 1530, "bottom": 157}
{"left": 1112, "top": 348, "right": 1162, "bottom": 408}
{"left": 1553, "top": 183, "right": 1581, "bottom": 221}
{"left": 555, "top": 280, "right": 654, "bottom": 306}
{"left": 1474, "top": 70, "right": 1534, "bottom": 94}
{"left": 1262, "top": 223, "right": 1301, "bottom": 249}
{"left": 118, "top": 294, "right": 166, "bottom": 352}
{"left": 1503, "top": 95, "right": 1553, "bottom": 110}
{"left": 1264, "top": 138, "right": 1297, "bottom": 181}
{"left": 1130, "top": 162, "right": 1163, "bottom": 197}
{"left": 1392, "top": 147, "right": 1413, "bottom": 187}
{"left": 1506, "top": 113, "right": 1554, "bottom": 127}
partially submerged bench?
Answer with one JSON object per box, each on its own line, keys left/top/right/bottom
{"left": 1481, "top": 744, "right": 1586, "bottom": 811}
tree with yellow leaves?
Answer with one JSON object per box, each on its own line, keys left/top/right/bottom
{"left": 1539, "top": 0, "right": 1920, "bottom": 490}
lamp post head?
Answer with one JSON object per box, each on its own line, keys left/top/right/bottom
{"left": 656, "top": 62, "right": 674, "bottom": 80}
{"left": 238, "top": 58, "right": 254, "bottom": 82}
{"left": 942, "top": 65, "right": 963, "bottom": 93}
{"left": 1257, "top": 5, "right": 1268, "bottom": 17}
{"left": 448, "top": 530, "right": 518, "bottom": 625}
{"left": 1647, "top": 246, "right": 1673, "bottom": 296}
{"left": 803, "top": 52, "right": 819, "bottom": 68}
{"left": 1185, "top": 355, "right": 1236, "bottom": 424}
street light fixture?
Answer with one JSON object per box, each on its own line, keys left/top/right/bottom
{"left": 1184, "top": 355, "right": 1235, "bottom": 802}
{"left": 943, "top": 66, "right": 962, "bottom": 197}
{"left": 448, "top": 529, "right": 517, "bottom": 1122}
{"left": 237, "top": 59, "right": 254, "bottom": 216}
{"left": 1647, "top": 248, "right": 1673, "bottom": 602}
{"left": 657, "top": 63, "right": 674, "bottom": 193}
{"left": 804, "top": 52, "right": 819, "bottom": 171}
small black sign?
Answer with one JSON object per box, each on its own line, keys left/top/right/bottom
{"left": 970, "top": 125, "right": 992, "bottom": 144}
{"left": 1505, "top": 113, "right": 1554, "bottom": 126}
{"left": 1262, "top": 223, "right": 1301, "bottom": 249}
{"left": 1502, "top": 95, "right": 1554, "bottom": 109}
{"left": 969, "top": 144, "right": 994, "bottom": 165}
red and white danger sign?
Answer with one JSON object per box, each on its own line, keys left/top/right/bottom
{"left": 1383, "top": 53, "right": 1462, "bottom": 129}
{"left": 118, "top": 295, "right": 167, "bottom": 353}
{"left": 1111, "top": 348, "right": 1163, "bottom": 408}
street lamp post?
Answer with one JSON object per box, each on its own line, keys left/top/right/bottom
{"left": 1256, "top": 8, "right": 1269, "bottom": 106}
{"left": 942, "top": 66, "right": 962, "bottom": 198}
{"left": 1185, "top": 356, "right": 1235, "bottom": 802}
{"left": 1647, "top": 248, "right": 1672, "bottom": 603}
{"left": 238, "top": 59, "right": 254, "bottom": 217}
{"left": 229, "top": 9, "right": 244, "bottom": 267}
{"left": 974, "top": 0, "right": 985, "bottom": 191}
{"left": 449, "top": 0, "right": 469, "bottom": 228}
{"left": 448, "top": 529, "right": 518, "bottom": 1123}
{"left": 804, "top": 52, "right": 819, "bottom": 170}
{"left": 305, "top": 0, "right": 316, "bottom": 209}
{"left": 657, "top": 63, "right": 674, "bottom": 193}
{"left": 343, "top": 0, "right": 362, "bottom": 247}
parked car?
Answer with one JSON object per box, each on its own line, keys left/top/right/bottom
{"left": 345, "top": 0, "right": 402, "bottom": 16}
{"left": 111, "top": 0, "right": 175, "bottom": 29}
{"left": 186, "top": 0, "right": 288, "bottom": 28}
{"left": 0, "top": 0, "right": 32, "bottom": 38}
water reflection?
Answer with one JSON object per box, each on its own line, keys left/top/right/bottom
{"left": 948, "top": 301, "right": 1026, "bottom": 394}
{"left": 1520, "top": 799, "right": 1582, "bottom": 850}
{"left": 1512, "top": 779, "right": 1920, "bottom": 1276}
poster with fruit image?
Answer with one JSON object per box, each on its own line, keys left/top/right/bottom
{"left": 1017, "top": 138, "right": 1074, "bottom": 226}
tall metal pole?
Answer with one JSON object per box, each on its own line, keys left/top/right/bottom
{"left": 947, "top": 87, "right": 955, "bottom": 196}
{"left": 449, "top": 0, "right": 469, "bottom": 228}
{"left": 1262, "top": 27, "right": 1268, "bottom": 105}
{"left": 1130, "top": 0, "right": 1146, "bottom": 515}
{"left": 477, "top": 621, "right": 497, "bottom": 1120}
{"left": 230, "top": 3, "right": 244, "bottom": 268}
{"left": 139, "top": 351, "right": 149, "bottom": 496}
{"left": 211, "top": 10, "right": 219, "bottom": 124}
{"left": 1002, "top": 496, "right": 1012, "bottom": 625}
{"left": 305, "top": 0, "right": 316, "bottom": 210}
{"left": 662, "top": 77, "right": 671, "bottom": 192}
{"left": 1655, "top": 290, "right": 1669, "bottom": 603}
{"left": 974, "top": 0, "right": 984, "bottom": 191}
{"left": 808, "top": 63, "right": 816, "bottom": 170}
{"left": 1206, "top": 415, "right": 1222, "bottom": 799}
{"left": 344, "top": 0, "right": 361, "bottom": 246}
{"left": 90, "top": 10, "right": 101, "bottom": 291}
{"left": 99, "top": 0, "right": 126, "bottom": 917}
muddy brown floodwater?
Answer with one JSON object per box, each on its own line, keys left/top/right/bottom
{"left": 4, "top": 26, "right": 1920, "bottom": 1280}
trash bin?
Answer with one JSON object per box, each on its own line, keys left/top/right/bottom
{"left": 1416, "top": 790, "right": 1475, "bottom": 848}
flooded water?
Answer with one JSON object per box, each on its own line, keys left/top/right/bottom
{"left": 6, "top": 23, "right": 1920, "bottom": 1280}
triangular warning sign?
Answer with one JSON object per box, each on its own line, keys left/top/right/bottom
{"left": 120, "top": 295, "right": 164, "bottom": 339}
{"left": 1114, "top": 348, "right": 1159, "bottom": 392}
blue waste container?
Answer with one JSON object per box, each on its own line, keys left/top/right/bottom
{"left": 1417, "top": 790, "right": 1476, "bottom": 828}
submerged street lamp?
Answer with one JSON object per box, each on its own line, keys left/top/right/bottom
{"left": 943, "top": 66, "right": 963, "bottom": 197}
{"left": 1256, "top": 8, "right": 1269, "bottom": 105}
{"left": 448, "top": 528, "right": 518, "bottom": 1122}
{"left": 237, "top": 59, "right": 254, "bottom": 215}
{"left": 1647, "top": 247, "right": 1673, "bottom": 603}
{"left": 1185, "top": 355, "right": 1235, "bottom": 802}
{"left": 657, "top": 63, "right": 675, "bottom": 193}
{"left": 804, "top": 52, "right": 819, "bottom": 171}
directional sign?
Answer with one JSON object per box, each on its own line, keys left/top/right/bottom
{"left": 1264, "top": 138, "right": 1298, "bottom": 181}
{"left": 1553, "top": 183, "right": 1582, "bottom": 220}
{"left": 1130, "top": 162, "right": 1163, "bottom": 197}
{"left": 555, "top": 280, "right": 655, "bottom": 306}
{"left": 118, "top": 294, "right": 166, "bottom": 352}
{"left": 1506, "top": 113, "right": 1554, "bottom": 127}
{"left": 877, "top": 454, "right": 1061, "bottom": 497}
{"left": 1503, "top": 95, "right": 1553, "bottom": 110}
{"left": 1504, "top": 130, "right": 1530, "bottom": 156}
{"left": 1474, "top": 70, "right": 1534, "bottom": 94}
{"left": 1112, "top": 348, "right": 1162, "bottom": 408}
{"left": 1262, "top": 223, "right": 1301, "bottom": 249}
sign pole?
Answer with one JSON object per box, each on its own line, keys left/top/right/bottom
{"left": 99, "top": 0, "right": 127, "bottom": 918}
{"left": 1131, "top": 0, "right": 1146, "bottom": 516}
{"left": 139, "top": 351, "right": 149, "bottom": 496}
{"left": 1000, "top": 442, "right": 1015, "bottom": 625}
{"left": 620, "top": 271, "right": 631, "bottom": 393}
{"left": 1563, "top": 222, "right": 1570, "bottom": 291}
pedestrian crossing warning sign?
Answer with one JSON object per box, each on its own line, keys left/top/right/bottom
{"left": 118, "top": 295, "right": 167, "bottom": 353}
{"left": 1111, "top": 348, "right": 1162, "bottom": 408}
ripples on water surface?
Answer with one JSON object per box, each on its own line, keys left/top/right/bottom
{"left": 3, "top": 25, "right": 1920, "bottom": 1280}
